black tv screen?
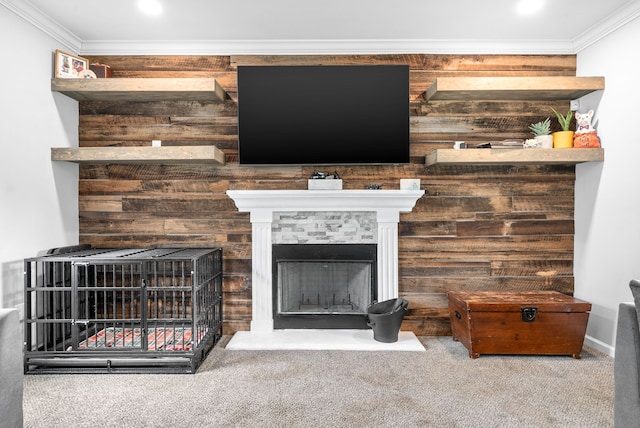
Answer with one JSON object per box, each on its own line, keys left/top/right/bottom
{"left": 237, "top": 65, "right": 410, "bottom": 165}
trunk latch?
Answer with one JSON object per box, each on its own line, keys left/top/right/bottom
{"left": 521, "top": 306, "right": 538, "bottom": 322}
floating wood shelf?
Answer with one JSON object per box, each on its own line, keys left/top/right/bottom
{"left": 51, "top": 146, "right": 226, "bottom": 165}
{"left": 425, "top": 148, "right": 604, "bottom": 166}
{"left": 51, "top": 78, "right": 227, "bottom": 102}
{"left": 425, "top": 76, "right": 605, "bottom": 101}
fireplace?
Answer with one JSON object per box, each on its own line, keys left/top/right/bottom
{"left": 273, "top": 244, "right": 376, "bottom": 329}
{"left": 226, "top": 189, "right": 424, "bottom": 332}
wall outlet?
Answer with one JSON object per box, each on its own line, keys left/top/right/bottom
{"left": 570, "top": 100, "right": 580, "bottom": 111}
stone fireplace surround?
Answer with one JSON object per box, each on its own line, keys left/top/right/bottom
{"left": 226, "top": 189, "right": 424, "bottom": 333}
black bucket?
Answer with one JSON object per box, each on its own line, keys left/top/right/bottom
{"left": 366, "top": 298, "right": 409, "bottom": 343}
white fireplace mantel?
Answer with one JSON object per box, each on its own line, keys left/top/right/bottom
{"left": 227, "top": 189, "right": 424, "bottom": 332}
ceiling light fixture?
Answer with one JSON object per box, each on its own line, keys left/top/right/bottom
{"left": 517, "top": 0, "right": 544, "bottom": 15}
{"left": 138, "top": 0, "right": 163, "bottom": 15}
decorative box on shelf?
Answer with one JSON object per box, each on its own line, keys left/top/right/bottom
{"left": 89, "top": 63, "right": 112, "bottom": 78}
{"left": 400, "top": 179, "right": 421, "bottom": 190}
{"left": 308, "top": 179, "right": 343, "bottom": 190}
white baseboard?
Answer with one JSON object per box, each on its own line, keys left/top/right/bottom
{"left": 584, "top": 334, "right": 615, "bottom": 357}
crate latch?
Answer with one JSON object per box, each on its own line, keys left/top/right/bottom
{"left": 521, "top": 306, "right": 538, "bottom": 322}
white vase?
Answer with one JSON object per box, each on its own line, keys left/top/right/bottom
{"left": 535, "top": 135, "right": 554, "bottom": 149}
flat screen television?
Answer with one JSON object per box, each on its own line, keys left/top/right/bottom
{"left": 237, "top": 65, "right": 410, "bottom": 165}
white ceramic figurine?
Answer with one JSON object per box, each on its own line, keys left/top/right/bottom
{"left": 575, "top": 110, "right": 596, "bottom": 134}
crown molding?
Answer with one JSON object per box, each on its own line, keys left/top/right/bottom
{"left": 0, "top": 0, "right": 81, "bottom": 52}
{"left": 79, "top": 38, "right": 576, "bottom": 56}
{"left": 3, "top": 0, "right": 638, "bottom": 56}
{"left": 572, "top": 0, "right": 640, "bottom": 52}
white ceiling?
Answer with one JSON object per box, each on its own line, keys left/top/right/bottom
{"left": 4, "top": 0, "right": 640, "bottom": 54}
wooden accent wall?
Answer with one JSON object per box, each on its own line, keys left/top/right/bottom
{"left": 79, "top": 54, "right": 578, "bottom": 335}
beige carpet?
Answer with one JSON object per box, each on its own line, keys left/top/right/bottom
{"left": 23, "top": 336, "right": 614, "bottom": 427}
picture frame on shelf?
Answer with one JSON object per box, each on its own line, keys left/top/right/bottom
{"left": 54, "top": 49, "right": 89, "bottom": 78}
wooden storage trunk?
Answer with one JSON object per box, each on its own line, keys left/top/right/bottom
{"left": 448, "top": 291, "right": 591, "bottom": 359}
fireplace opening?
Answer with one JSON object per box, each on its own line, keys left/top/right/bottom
{"left": 272, "top": 244, "right": 377, "bottom": 329}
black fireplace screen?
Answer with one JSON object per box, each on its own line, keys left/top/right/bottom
{"left": 272, "top": 244, "right": 376, "bottom": 329}
{"left": 278, "top": 261, "right": 371, "bottom": 315}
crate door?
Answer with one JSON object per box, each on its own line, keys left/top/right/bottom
{"left": 24, "top": 258, "right": 76, "bottom": 353}
{"left": 144, "top": 259, "right": 197, "bottom": 352}
{"left": 72, "top": 261, "right": 146, "bottom": 351}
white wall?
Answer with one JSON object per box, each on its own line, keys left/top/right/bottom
{"left": 575, "top": 15, "right": 640, "bottom": 354}
{"left": 0, "top": 6, "right": 79, "bottom": 309}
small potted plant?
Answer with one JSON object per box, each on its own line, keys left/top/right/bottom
{"left": 528, "top": 118, "right": 553, "bottom": 148}
{"left": 551, "top": 108, "right": 574, "bottom": 148}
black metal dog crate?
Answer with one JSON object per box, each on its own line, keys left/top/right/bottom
{"left": 24, "top": 247, "right": 222, "bottom": 374}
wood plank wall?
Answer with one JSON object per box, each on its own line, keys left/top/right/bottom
{"left": 79, "top": 54, "right": 578, "bottom": 335}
